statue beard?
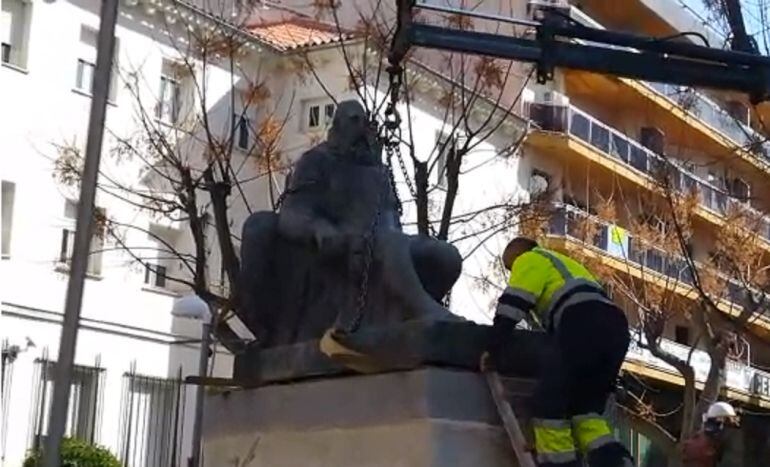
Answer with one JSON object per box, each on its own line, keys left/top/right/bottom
{"left": 328, "top": 133, "right": 378, "bottom": 166}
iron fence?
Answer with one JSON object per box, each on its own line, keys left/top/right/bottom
{"left": 118, "top": 365, "right": 186, "bottom": 467}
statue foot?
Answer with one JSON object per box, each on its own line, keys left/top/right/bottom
{"left": 417, "top": 303, "right": 465, "bottom": 323}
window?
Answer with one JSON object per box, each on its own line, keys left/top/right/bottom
{"left": 435, "top": 132, "right": 457, "bottom": 188}
{"left": 2, "top": 181, "right": 15, "bottom": 258}
{"left": 304, "top": 100, "right": 335, "bottom": 131}
{"left": 157, "top": 60, "right": 181, "bottom": 123}
{"left": 143, "top": 224, "right": 178, "bottom": 289}
{"left": 59, "top": 199, "right": 104, "bottom": 276}
{"left": 31, "top": 360, "right": 103, "bottom": 448}
{"left": 74, "top": 26, "right": 118, "bottom": 100}
{"left": 675, "top": 325, "right": 690, "bottom": 345}
{"left": 1, "top": 0, "right": 31, "bottom": 68}
{"left": 75, "top": 58, "right": 95, "bottom": 93}
{"left": 144, "top": 265, "right": 166, "bottom": 288}
{"left": 119, "top": 373, "right": 185, "bottom": 467}
{"left": 232, "top": 113, "right": 251, "bottom": 150}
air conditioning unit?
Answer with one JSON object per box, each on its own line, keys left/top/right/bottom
{"left": 725, "top": 100, "right": 750, "bottom": 126}
{"left": 537, "top": 89, "right": 569, "bottom": 106}
{"left": 727, "top": 177, "right": 751, "bottom": 200}
{"left": 640, "top": 126, "right": 666, "bottom": 154}
{"left": 526, "top": 0, "right": 569, "bottom": 18}
{"left": 529, "top": 90, "right": 569, "bottom": 131}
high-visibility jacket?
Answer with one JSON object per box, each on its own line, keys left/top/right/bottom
{"left": 496, "top": 247, "right": 612, "bottom": 331}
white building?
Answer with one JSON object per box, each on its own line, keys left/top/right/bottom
{"left": 0, "top": 0, "right": 531, "bottom": 465}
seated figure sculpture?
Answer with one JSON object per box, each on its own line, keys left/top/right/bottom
{"left": 239, "top": 100, "right": 462, "bottom": 347}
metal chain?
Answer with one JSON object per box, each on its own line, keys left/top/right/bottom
{"left": 348, "top": 168, "right": 387, "bottom": 333}
{"left": 385, "top": 144, "right": 404, "bottom": 218}
{"left": 345, "top": 65, "right": 407, "bottom": 333}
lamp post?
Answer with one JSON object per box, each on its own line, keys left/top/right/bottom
{"left": 43, "top": 0, "right": 119, "bottom": 465}
{"left": 171, "top": 295, "right": 212, "bottom": 467}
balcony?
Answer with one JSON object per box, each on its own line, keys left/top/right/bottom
{"left": 547, "top": 203, "right": 745, "bottom": 304}
{"left": 544, "top": 201, "right": 770, "bottom": 395}
{"left": 645, "top": 81, "right": 770, "bottom": 162}
{"left": 626, "top": 332, "right": 770, "bottom": 401}
{"left": 528, "top": 102, "right": 770, "bottom": 242}
{"left": 563, "top": 5, "right": 770, "bottom": 168}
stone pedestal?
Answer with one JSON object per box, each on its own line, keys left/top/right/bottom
{"left": 203, "top": 368, "right": 535, "bottom": 467}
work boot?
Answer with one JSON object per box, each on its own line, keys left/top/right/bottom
{"left": 585, "top": 442, "right": 634, "bottom": 467}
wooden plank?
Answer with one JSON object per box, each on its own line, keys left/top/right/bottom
{"left": 485, "top": 371, "right": 538, "bottom": 467}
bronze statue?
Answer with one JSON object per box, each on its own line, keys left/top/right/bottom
{"left": 239, "top": 100, "right": 462, "bottom": 347}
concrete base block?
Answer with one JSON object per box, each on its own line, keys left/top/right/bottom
{"left": 204, "top": 368, "right": 534, "bottom": 467}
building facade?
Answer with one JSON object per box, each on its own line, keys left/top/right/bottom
{"left": 0, "top": 0, "right": 529, "bottom": 465}
{"left": 3, "top": 0, "right": 770, "bottom": 465}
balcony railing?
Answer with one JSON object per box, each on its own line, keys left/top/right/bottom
{"left": 547, "top": 203, "right": 745, "bottom": 304}
{"left": 646, "top": 82, "right": 770, "bottom": 161}
{"left": 565, "top": 5, "right": 770, "bottom": 164}
{"left": 529, "top": 102, "right": 770, "bottom": 241}
{"left": 627, "top": 332, "right": 770, "bottom": 399}
{"left": 549, "top": 205, "right": 770, "bottom": 397}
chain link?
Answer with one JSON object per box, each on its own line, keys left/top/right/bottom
{"left": 348, "top": 166, "right": 386, "bottom": 333}
{"left": 345, "top": 65, "right": 408, "bottom": 333}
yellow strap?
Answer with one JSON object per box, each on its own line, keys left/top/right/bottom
{"left": 572, "top": 415, "right": 614, "bottom": 453}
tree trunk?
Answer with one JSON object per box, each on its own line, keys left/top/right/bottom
{"left": 414, "top": 160, "right": 430, "bottom": 235}
{"left": 203, "top": 167, "right": 241, "bottom": 294}
{"left": 438, "top": 147, "right": 461, "bottom": 241}
{"left": 180, "top": 167, "right": 208, "bottom": 292}
{"left": 695, "top": 342, "right": 728, "bottom": 425}
{"left": 721, "top": 0, "right": 756, "bottom": 53}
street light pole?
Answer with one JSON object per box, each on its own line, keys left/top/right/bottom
{"left": 171, "top": 295, "right": 213, "bottom": 467}
{"left": 189, "top": 314, "right": 211, "bottom": 467}
{"left": 42, "top": 0, "right": 119, "bottom": 465}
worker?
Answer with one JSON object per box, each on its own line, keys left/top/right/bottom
{"left": 682, "top": 402, "right": 741, "bottom": 466}
{"left": 485, "top": 237, "right": 632, "bottom": 467}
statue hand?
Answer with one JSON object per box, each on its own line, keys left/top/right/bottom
{"left": 313, "top": 224, "right": 347, "bottom": 257}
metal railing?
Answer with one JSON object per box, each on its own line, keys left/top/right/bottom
{"left": 547, "top": 203, "right": 744, "bottom": 304}
{"left": 529, "top": 102, "right": 770, "bottom": 241}
{"left": 646, "top": 81, "right": 770, "bottom": 160}
{"left": 627, "top": 331, "right": 770, "bottom": 398}
{"left": 119, "top": 365, "right": 186, "bottom": 467}
{"left": 565, "top": 5, "right": 770, "bottom": 163}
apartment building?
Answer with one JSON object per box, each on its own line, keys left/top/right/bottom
{"left": 518, "top": 0, "right": 770, "bottom": 461}
{"left": 0, "top": 0, "right": 533, "bottom": 465}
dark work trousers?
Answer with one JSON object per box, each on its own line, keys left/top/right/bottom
{"left": 532, "top": 300, "right": 631, "bottom": 464}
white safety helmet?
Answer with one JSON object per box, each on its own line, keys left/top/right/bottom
{"left": 705, "top": 401, "right": 737, "bottom": 420}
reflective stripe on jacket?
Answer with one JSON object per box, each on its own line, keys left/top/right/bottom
{"left": 496, "top": 247, "right": 612, "bottom": 330}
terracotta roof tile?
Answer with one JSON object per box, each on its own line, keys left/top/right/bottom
{"left": 247, "top": 18, "right": 351, "bottom": 51}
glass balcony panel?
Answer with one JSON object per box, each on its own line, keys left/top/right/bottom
{"left": 629, "top": 145, "right": 648, "bottom": 172}
{"left": 590, "top": 124, "right": 611, "bottom": 154}
{"left": 549, "top": 208, "right": 567, "bottom": 235}
{"left": 610, "top": 134, "right": 629, "bottom": 162}
{"left": 570, "top": 111, "right": 591, "bottom": 142}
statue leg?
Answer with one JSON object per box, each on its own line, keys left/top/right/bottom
{"left": 410, "top": 237, "right": 462, "bottom": 301}
{"left": 239, "top": 211, "right": 279, "bottom": 343}
{"left": 375, "top": 232, "right": 456, "bottom": 321}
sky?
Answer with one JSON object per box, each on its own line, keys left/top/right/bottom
{"left": 680, "top": 0, "right": 770, "bottom": 53}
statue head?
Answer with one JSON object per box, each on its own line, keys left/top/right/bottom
{"left": 327, "top": 100, "right": 380, "bottom": 165}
